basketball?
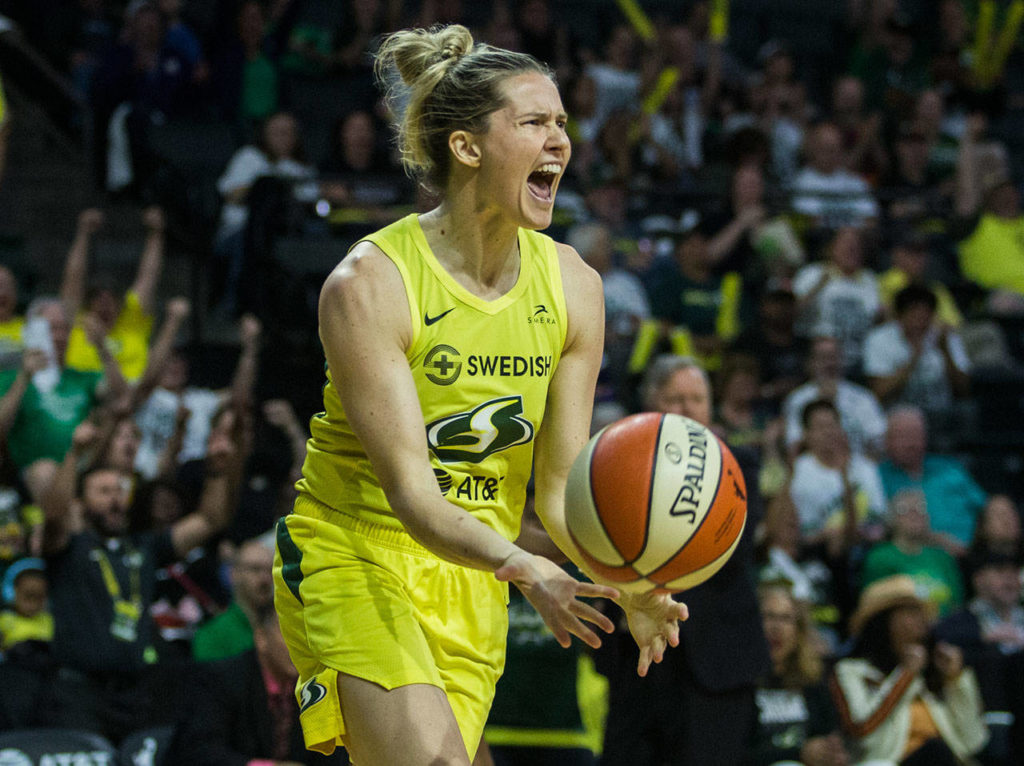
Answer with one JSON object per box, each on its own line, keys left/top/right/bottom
{"left": 565, "top": 412, "right": 748, "bottom": 593}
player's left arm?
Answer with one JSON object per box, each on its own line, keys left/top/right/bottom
{"left": 533, "top": 243, "right": 687, "bottom": 676}
{"left": 531, "top": 242, "right": 604, "bottom": 564}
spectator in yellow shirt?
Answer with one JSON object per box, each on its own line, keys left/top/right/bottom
{"left": 0, "top": 558, "right": 53, "bottom": 651}
{"left": 60, "top": 206, "right": 167, "bottom": 382}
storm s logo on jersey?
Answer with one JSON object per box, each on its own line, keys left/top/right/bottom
{"left": 426, "top": 396, "right": 534, "bottom": 501}
{"left": 426, "top": 396, "right": 534, "bottom": 464}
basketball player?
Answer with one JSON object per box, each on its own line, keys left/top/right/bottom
{"left": 273, "top": 24, "right": 688, "bottom": 766}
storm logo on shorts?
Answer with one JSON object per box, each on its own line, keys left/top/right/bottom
{"left": 426, "top": 396, "right": 534, "bottom": 464}
{"left": 299, "top": 678, "right": 328, "bottom": 712}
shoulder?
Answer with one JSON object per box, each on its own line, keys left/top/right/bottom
{"left": 322, "top": 240, "right": 405, "bottom": 305}
{"left": 320, "top": 239, "right": 412, "bottom": 347}
{"left": 553, "top": 241, "right": 602, "bottom": 296}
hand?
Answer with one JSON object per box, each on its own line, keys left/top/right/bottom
{"left": 82, "top": 312, "right": 108, "bottom": 348}
{"left": 263, "top": 399, "right": 299, "bottom": 430}
{"left": 21, "top": 348, "right": 49, "bottom": 375}
{"left": 77, "top": 208, "right": 105, "bottom": 235}
{"left": 239, "top": 313, "right": 262, "bottom": 347}
{"left": 933, "top": 641, "right": 963, "bottom": 681}
{"left": 166, "top": 296, "right": 191, "bottom": 322}
{"left": 982, "top": 623, "right": 1024, "bottom": 648}
{"left": 142, "top": 205, "right": 166, "bottom": 233}
{"left": 617, "top": 590, "right": 689, "bottom": 677}
{"left": 902, "top": 643, "right": 927, "bottom": 675}
{"left": 495, "top": 552, "right": 619, "bottom": 649}
{"left": 800, "top": 733, "right": 849, "bottom": 766}
{"left": 71, "top": 419, "right": 100, "bottom": 454}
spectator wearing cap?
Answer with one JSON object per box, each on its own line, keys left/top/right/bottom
{"left": 782, "top": 335, "right": 886, "bottom": 459}
{"left": 831, "top": 575, "right": 988, "bottom": 766}
{"left": 878, "top": 233, "right": 963, "bottom": 328}
{"left": 789, "top": 123, "right": 879, "bottom": 230}
{"left": 863, "top": 285, "right": 971, "bottom": 430}
{"left": 0, "top": 557, "right": 53, "bottom": 652}
{"left": 861, "top": 489, "right": 965, "bottom": 618}
{"left": 793, "top": 226, "right": 881, "bottom": 376}
{"left": 879, "top": 406, "right": 986, "bottom": 557}
{"left": 0, "top": 557, "right": 52, "bottom": 730}
{"left": 642, "top": 218, "right": 745, "bottom": 372}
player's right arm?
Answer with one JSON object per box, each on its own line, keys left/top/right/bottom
{"left": 319, "top": 243, "right": 616, "bottom": 647}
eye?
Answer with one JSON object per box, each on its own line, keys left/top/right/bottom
{"left": 556, "top": 119, "right": 567, "bottom": 129}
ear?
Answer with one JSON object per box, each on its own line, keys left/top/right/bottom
{"left": 449, "top": 130, "right": 482, "bottom": 169}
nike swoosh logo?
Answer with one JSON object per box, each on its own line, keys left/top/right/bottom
{"left": 424, "top": 308, "right": 455, "bottom": 326}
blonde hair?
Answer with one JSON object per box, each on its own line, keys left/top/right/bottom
{"left": 375, "top": 24, "right": 552, "bottom": 191}
{"left": 758, "top": 583, "right": 824, "bottom": 688}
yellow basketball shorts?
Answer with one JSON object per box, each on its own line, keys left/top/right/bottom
{"left": 273, "top": 493, "right": 510, "bottom": 758}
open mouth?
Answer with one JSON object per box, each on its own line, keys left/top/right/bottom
{"left": 527, "top": 163, "right": 561, "bottom": 202}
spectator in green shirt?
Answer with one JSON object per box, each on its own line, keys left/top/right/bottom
{"left": 0, "top": 297, "right": 127, "bottom": 505}
{"left": 192, "top": 533, "right": 274, "bottom": 661}
{"left": 862, "top": 489, "right": 965, "bottom": 618}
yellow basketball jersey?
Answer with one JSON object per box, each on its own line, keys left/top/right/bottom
{"left": 297, "top": 214, "right": 567, "bottom": 541}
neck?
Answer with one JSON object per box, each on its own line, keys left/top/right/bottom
{"left": 420, "top": 197, "right": 521, "bottom": 295}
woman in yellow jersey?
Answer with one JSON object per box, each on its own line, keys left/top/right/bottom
{"left": 273, "top": 24, "right": 688, "bottom": 765}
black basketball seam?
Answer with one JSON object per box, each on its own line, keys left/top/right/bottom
{"left": 622, "top": 413, "right": 664, "bottom": 567}
{"left": 649, "top": 435, "right": 727, "bottom": 586}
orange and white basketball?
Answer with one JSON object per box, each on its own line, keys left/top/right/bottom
{"left": 565, "top": 412, "right": 747, "bottom": 593}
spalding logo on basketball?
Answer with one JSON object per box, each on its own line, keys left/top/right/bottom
{"left": 565, "top": 412, "right": 747, "bottom": 593}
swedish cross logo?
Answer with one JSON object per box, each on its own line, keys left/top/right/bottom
{"left": 424, "top": 344, "right": 462, "bottom": 386}
{"left": 426, "top": 396, "right": 535, "bottom": 464}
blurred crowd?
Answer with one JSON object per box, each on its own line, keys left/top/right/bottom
{"left": 1, "top": 0, "right": 1024, "bottom": 765}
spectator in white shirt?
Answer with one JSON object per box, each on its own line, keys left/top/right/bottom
{"left": 793, "top": 226, "right": 881, "bottom": 375}
{"left": 783, "top": 335, "right": 886, "bottom": 458}
{"left": 790, "top": 121, "right": 880, "bottom": 228}
{"left": 863, "top": 285, "right": 970, "bottom": 427}
{"left": 789, "top": 399, "right": 887, "bottom": 559}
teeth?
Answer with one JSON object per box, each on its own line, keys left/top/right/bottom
{"left": 535, "top": 164, "right": 561, "bottom": 175}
